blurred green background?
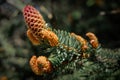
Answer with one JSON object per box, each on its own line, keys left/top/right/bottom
{"left": 0, "top": 0, "right": 120, "bottom": 80}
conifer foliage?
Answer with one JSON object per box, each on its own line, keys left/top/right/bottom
{"left": 23, "top": 5, "right": 120, "bottom": 79}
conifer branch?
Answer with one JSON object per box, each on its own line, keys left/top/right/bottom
{"left": 22, "top": 5, "right": 120, "bottom": 78}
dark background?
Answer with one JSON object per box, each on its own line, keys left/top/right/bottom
{"left": 0, "top": 0, "right": 120, "bottom": 80}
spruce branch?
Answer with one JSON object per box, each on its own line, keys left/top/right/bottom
{"left": 22, "top": 5, "right": 120, "bottom": 79}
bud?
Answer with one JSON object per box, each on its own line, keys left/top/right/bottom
{"left": 27, "top": 29, "right": 41, "bottom": 45}
{"left": 71, "top": 33, "right": 88, "bottom": 51}
{"left": 86, "top": 32, "right": 99, "bottom": 48}
{"left": 37, "top": 56, "right": 52, "bottom": 73}
{"left": 29, "top": 56, "right": 52, "bottom": 75}
{"left": 29, "top": 56, "right": 42, "bottom": 75}
{"left": 39, "top": 29, "right": 59, "bottom": 46}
